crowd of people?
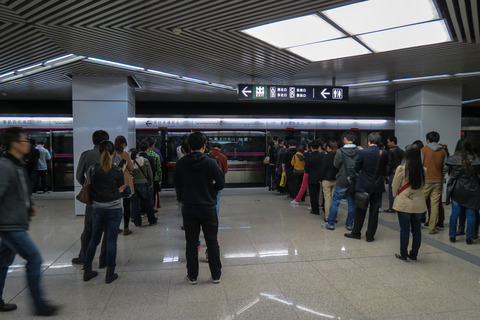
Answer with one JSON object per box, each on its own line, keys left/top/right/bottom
{"left": 265, "top": 131, "right": 480, "bottom": 258}
{"left": 1, "top": 127, "right": 479, "bottom": 316}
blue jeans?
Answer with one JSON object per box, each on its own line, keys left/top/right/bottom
{"left": 0, "top": 231, "right": 46, "bottom": 307}
{"left": 387, "top": 174, "right": 395, "bottom": 210}
{"left": 131, "top": 183, "right": 156, "bottom": 226}
{"left": 449, "top": 200, "right": 476, "bottom": 239}
{"left": 397, "top": 211, "right": 422, "bottom": 257}
{"left": 85, "top": 207, "right": 122, "bottom": 267}
{"left": 216, "top": 190, "right": 222, "bottom": 216}
{"left": 328, "top": 186, "right": 356, "bottom": 227}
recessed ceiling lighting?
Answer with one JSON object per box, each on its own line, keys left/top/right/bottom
{"left": 358, "top": 20, "right": 451, "bottom": 53}
{"left": 287, "top": 37, "right": 371, "bottom": 62}
{"left": 242, "top": 14, "right": 345, "bottom": 49}
{"left": 322, "top": 0, "right": 440, "bottom": 35}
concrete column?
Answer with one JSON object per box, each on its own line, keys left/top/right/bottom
{"left": 395, "top": 84, "right": 462, "bottom": 152}
{"left": 72, "top": 75, "right": 135, "bottom": 215}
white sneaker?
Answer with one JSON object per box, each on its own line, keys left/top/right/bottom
{"left": 307, "top": 206, "right": 312, "bottom": 210}
{"left": 290, "top": 200, "right": 299, "bottom": 205}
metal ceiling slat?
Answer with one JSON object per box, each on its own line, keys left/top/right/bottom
{"left": 446, "top": 0, "right": 464, "bottom": 41}
{"left": 458, "top": 0, "right": 472, "bottom": 42}
{"left": 471, "top": 0, "right": 479, "bottom": 43}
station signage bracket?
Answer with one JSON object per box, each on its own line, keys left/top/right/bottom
{"left": 238, "top": 84, "right": 348, "bottom": 102}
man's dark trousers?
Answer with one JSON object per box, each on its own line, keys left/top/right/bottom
{"left": 182, "top": 205, "right": 221, "bottom": 280}
{"left": 308, "top": 183, "right": 320, "bottom": 214}
{"left": 351, "top": 193, "right": 382, "bottom": 240}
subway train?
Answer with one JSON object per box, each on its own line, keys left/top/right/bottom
{"left": 1, "top": 115, "right": 413, "bottom": 190}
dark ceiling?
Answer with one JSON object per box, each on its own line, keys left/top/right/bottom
{"left": 1, "top": 0, "right": 480, "bottom": 110}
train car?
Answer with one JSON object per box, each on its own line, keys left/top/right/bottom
{"left": 1, "top": 116, "right": 396, "bottom": 190}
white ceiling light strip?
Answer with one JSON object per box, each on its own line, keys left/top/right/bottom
{"left": 0, "top": 54, "right": 86, "bottom": 83}
{"left": 84, "top": 56, "right": 236, "bottom": 91}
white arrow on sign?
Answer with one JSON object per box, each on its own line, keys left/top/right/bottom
{"left": 242, "top": 86, "right": 252, "bottom": 98}
{"left": 321, "top": 88, "right": 331, "bottom": 99}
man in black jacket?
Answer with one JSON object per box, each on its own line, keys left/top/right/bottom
{"left": 72, "top": 130, "right": 109, "bottom": 267}
{"left": 304, "top": 139, "right": 324, "bottom": 215}
{"left": 282, "top": 140, "right": 297, "bottom": 199}
{"left": 384, "top": 136, "right": 404, "bottom": 213}
{"left": 345, "top": 132, "right": 390, "bottom": 242}
{"left": 174, "top": 132, "right": 225, "bottom": 284}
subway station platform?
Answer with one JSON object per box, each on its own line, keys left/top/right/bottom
{"left": 3, "top": 188, "right": 480, "bottom": 319}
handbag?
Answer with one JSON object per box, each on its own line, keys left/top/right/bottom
{"left": 76, "top": 165, "right": 93, "bottom": 205}
{"left": 279, "top": 171, "right": 287, "bottom": 187}
{"left": 354, "top": 192, "right": 370, "bottom": 210}
{"left": 354, "top": 149, "right": 383, "bottom": 210}
{"left": 263, "top": 156, "right": 270, "bottom": 165}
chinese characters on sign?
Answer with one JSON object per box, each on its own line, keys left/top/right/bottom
{"left": 238, "top": 84, "right": 348, "bottom": 101}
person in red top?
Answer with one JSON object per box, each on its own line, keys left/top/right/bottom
{"left": 209, "top": 143, "right": 228, "bottom": 215}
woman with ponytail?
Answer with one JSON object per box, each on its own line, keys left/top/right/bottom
{"left": 83, "top": 140, "right": 126, "bottom": 284}
{"left": 392, "top": 145, "right": 427, "bottom": 261}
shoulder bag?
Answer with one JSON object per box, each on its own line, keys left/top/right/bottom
{"left": 76, "top": 165, "right": 93, "bottom": 205}
{"left": 354, "top": 150, "right": 382, "bottom": 210}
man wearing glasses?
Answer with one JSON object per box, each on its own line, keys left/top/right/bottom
{"left": 0, "top": 127, "right": 58, "bottom": 316}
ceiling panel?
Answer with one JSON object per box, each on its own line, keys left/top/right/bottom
{"left": 1, "top": 0, "right": 480, "bottom": 108}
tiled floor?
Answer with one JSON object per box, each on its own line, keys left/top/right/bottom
{"left": 3, "top": 188, "right": 480, "bottom": 319}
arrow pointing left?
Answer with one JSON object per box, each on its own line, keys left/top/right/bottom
{"left": 146, "top": 120, "right": 152, "bottom": 127}
{"left": 242, "top": 86, "right": 252, "bottom": 98}
{"left": 321, "top": 88, "right": 331, "bottom": 99}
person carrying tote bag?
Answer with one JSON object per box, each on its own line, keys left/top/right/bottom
{"left": 392, "top": 146, "right": 427, "bottom": 261}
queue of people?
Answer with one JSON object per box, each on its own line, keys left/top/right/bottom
{"left": 265, "top": 130, "right": 480, "bottom": 260}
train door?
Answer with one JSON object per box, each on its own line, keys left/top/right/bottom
{"left": 163, "top": 130, "right": 192, "bottom": 187}
{"left": 135, "top": 129, "right": 168, "bottom": 186}
{"left": 25, "top": 130, "right": 54, "bottom": 192}
{"left": 51, "top": 130, "right": 74, "bottom": 191}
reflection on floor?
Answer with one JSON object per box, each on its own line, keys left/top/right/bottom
{"left": 3, "top": 189, "right": 480, "bottom": 319}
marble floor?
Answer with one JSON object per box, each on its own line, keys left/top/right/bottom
{"left": 2, "top": 188, "right": 480, "bottom": 319}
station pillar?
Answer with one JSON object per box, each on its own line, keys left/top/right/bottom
{"left": 395, "top": 84, "right": 462, "bottom": 152}
{"left": 72, "top": 75, "right": 136, "bottom": 215}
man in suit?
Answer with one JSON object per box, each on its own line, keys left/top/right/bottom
{"left": 345, "top": 132, "right": 390, "bottom": 242}
{"left": 304, "top": 139, "right": 324, "bottom": 215}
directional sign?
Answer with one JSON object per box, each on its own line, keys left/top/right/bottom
{"left": 238, "top": 84, "right": 348, "bottom": 102}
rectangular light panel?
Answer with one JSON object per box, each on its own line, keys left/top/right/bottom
{"left": 287, "top": 37, "right": 371, "bottom": 62}
{"left": 322, "top": 0, "right": 440, "bottom": 35}
{"left": 242, "top": 14, "right": 345, "bottom": 48}
{"left": 358, "top": 20, "right": 451, "bottom": 53}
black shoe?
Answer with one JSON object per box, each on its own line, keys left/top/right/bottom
{"left": 186, "top": 275, "right": 198, "bottom": 285}
{"left": 449, "top": 237, "right": 456, "bottom": 243}
{"left": 0, "top": 300, "right": 17, "bottom": 312}
{"left": 384, "top": 209, "right": 396, "bottom": 213}
{"left": 71, "top": 257, "right": 83, "bottom": 265}
{"left": 324, "top": 218, "right": 337, "bottom": 223}
{"left": 436, "top": 224, "right": 444, "bottom": 230}
{"left": 366, "top": 238, "right": 375, "bottom": 242}
{"left": 35, "top": 303, "right": 59, "bottom": 316}
{"left": 456, "top": 228, "right": 465, "bottom": 236}
{"left": 408, "top": 254, "right": 417, "bottom": 261}
{"left": 466, "top": 238, "right": 474, "bottom": 245}
{"left": 344, "top": 233, "right": 361, "bottom": 240}
{"left": 395, "top": 253, "right": 407, "bottom": 261}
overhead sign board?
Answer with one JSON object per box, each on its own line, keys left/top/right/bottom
{"left": 238, "top": 84, "right": 348, "bottom": 102}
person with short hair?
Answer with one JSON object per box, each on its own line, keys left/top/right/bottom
{"left": 35, "top": 141, "right": 51, "bottom": 193}
{"left": 0, "top": 127, "right": 59, "bottom": 316}
{"left": 385, "top": 136, "right": 404, "bottom": 213}
{"left": 174, "top": 132, "right": 225, "bottom": 284}
{"left": 421, "top": 131, "right": 447, "bottom": 234}
{"left": 319, "top": 140, "right": 339, "bottom": 221}
{"left": 72, "top": 130, "right": 109, "bottom": 267}
{"left": 322, "top": 131, "right": 359, "bottom": 230}
{"left": 282, "top": 140, "right": 298, "bottom": 199}
{"left": 345, "top": 132, "right": 389, "bottom": 242}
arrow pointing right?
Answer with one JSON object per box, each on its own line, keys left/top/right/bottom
{"left": 321, "top": 88, "right": 331, "bottom": 99}
{"left": 242, "top": 86, "right": 252, "bottom": 98}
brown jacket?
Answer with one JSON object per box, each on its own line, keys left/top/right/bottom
{"left": 209, "top": 148, "right": 228, "bottom": 176}
{"left": 421, "top": 145, "right": 447, "bottom": 183}
{"left": 392, "top": 165, "right": 427, "bottom": 214}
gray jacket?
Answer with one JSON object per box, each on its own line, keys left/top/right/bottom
{"left": 333, "top": 144, "right": 359, "bottom": 188}
{"left": 0, "top": 154, "right": 33, "bottom": 231}
{"left": 76, "top": 146, "right": 101, "bottom": 185}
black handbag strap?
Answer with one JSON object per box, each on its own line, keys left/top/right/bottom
{"left": 134, "top": 158, "right": 149, "bottom": 181}
{"left": 367, "top": 150, "right": 383, "bottom": 194}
